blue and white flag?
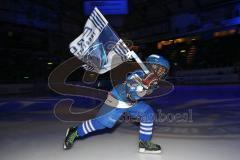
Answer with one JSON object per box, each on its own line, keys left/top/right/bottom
{"left": 69, "top": 7, "right": 132, "bottom": 74}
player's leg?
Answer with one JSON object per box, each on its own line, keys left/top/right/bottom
{"left": 63, "top": 118, "right": 105, "bottom": 150}
{"left": 76, "top": 107, "right": 125, "bottom": 136}
{"left": 64, "top": 104, "right": 125, "bottom": 150}
{"left": 128, "top": 101, "right": 161, "bottom": 153}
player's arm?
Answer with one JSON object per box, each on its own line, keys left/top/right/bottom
{"left": 130, "top": 72, "right": 159, "bottom": 89}
{"left": 126, "top": 70, "right": 154, "bottom": 101}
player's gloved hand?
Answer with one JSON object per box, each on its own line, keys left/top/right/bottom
{"left": 131, "top": 74, "right": 149, "bottom": 89}
{"left": 142, "top": 73, "right": 158, "bottom": 89}
{"left": 127, "top": 85, "right": 146, "bottom": 102}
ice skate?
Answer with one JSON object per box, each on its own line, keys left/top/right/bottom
{"left": 63, "top": 127, "right": 78, "bottom": 150}
{"left": 139, "top": 141, "right": 161, "bottom": 154}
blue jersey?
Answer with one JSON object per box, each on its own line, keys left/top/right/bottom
{"left": 96, "top": 70, "right": 156, "bottom": 128}
{"left": 111, "top": 70, "right": 152, "bottom": 102}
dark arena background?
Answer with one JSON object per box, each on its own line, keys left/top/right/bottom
{"left": 1, "top": 0, "right": 240, "bottom": 160}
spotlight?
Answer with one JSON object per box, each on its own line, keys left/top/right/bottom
{"left": 180, "top": 50, "right": 186, "bottom": 53}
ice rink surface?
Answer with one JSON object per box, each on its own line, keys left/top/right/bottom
{"left": 1, "top": 85, "right": 240, "bottom": 160}
{"left": 1, "top": 121, "right": 240, "bottom": 160}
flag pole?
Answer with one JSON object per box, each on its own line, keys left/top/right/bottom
{"left": 129, "top": 51, "right": 150, "bottom": 75}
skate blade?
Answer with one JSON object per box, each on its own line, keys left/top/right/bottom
{"left": 65, "top": 128, "right": 70, "bottom": 137}
{"left": 63, "top": 144, "right": 67, "bottom": 149}
{"left": 63, "top": 128, "right": 70, "bottom": 150}
{"left": 139, "top": 148, "right": 161, "bottom": 154}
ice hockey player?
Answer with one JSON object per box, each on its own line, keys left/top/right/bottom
{"left": 63, "top": 54, "right": 170, "bottom": 154}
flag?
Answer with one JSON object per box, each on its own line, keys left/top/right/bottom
{"left": 69, "top": 7, "right": 132, "bottom": 74}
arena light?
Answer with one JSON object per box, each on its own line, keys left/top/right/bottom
{"left": 157, "top": 40, "right": 172, "bottom": 49}
{"left": 174, "top": 38, "right": 186, "bottom": 44}
{"left": 161, "top": 40, "right": 172, "bottom": 45}
{"left": 214, "top": 29, "right": 237, "bottom": 37}
{"left": 180, "top": 50, "right": 186, "bottom": 53}
{"left": 47, "top": 62, "right": 53, "bottom": 65}
{"left": 157, "top": 37, "right": 191, "bottom": 49}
